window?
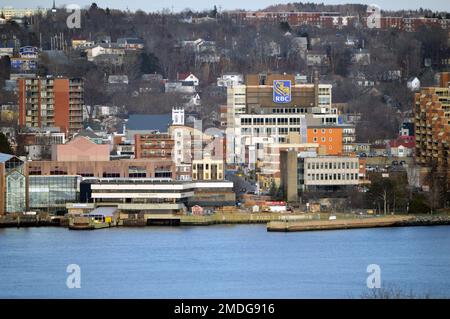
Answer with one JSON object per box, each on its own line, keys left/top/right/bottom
{"left": 266, "top": 118, "right": 276, "bottom": 125}
{"left": 128, "top": 166, "right": 146, "bottom": 178}
{"left": 78, "top": 172, "right": 94, "bottom": 177}
{"left": 279, "top": 128, "right": 288, "bottom": 135}
{"left": 28, "top": 167, "right": 42, "bottom": 175}
{"left": 103, "top": 172, "right": 120, "bottom": 178}
{"left": 155, "top": 171, "right": 171, "bottom": 178}
{"left": 50, "top": 167, "right": 67, "bottom": 175}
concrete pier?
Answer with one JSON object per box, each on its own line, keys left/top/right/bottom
{"left": 267, "top": 215, "right": 450, "bottom": 232}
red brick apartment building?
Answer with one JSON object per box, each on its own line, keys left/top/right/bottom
{"left": 228, "top": 11, "right": 450, "bottom": 31}
{"left": 18, "top": 77, "right": 84, "bottom": 136}
{"left": 134, "top": 133, "right": 174, "bottom": 160}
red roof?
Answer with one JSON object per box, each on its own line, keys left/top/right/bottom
{"left": 389, "top": 136, "right": 415, "bottom": 149}
{"left": 177, "top": 73, "right": 192, "bottom": 81}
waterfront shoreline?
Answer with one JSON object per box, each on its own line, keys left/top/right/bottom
{"left": 1, "top": 213, "right": 450, "bottom": 232}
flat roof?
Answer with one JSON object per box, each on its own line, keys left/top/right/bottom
{"left": 126, "top": 114, "right": 172, "bottom": 132}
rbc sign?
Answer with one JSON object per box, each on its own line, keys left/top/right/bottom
{"left": 273, "top": 80, "right": 292, "bottom": 104}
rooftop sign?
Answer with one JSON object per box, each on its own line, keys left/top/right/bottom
{"left": 273, "top": 80, "right": 291, "bottom": 104}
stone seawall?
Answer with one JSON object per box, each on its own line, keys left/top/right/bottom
{"left": 267, "top": 215, "right": 450, "bottom": 232}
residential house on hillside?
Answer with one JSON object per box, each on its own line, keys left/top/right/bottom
{"left": 352, "top": 49, "right": 371, "bottom": 65}
{"left": 387, "top": 136, "right": 415, "bottom": 157}
{"left": 192, "top": 16, "right": 217, "bottom": 24}
{"left": 71, "top": 38, "right": 95, "bottom": 49}
{"left": 306, "top": 51, "right": 329, "bottom": 67}
{"left": 379, "top": 70, "right": 402, "bottom": 82}
{"left": 177, "top": 73, "right": 199, "bottom": 86}
{"left": 117, "top": 37, "right": 144, "bottom": 50}
{"left": 351, "top": 71, "right": 375, "bottom": 87}
{"left": 142, "top": 73, "right": 163, "bottom": 82}
{"left": 165, "top": 81, "right": 196, "bottom": 94}
{"left": 180, "top": 38, "right": 220, "bottom": 63}
{"left": 290, "top": 37, "right": 308, "bottom": 59}
{"left": 400, "top": 122, "right": 415, "bottom": 137}
{"left": 86, "top": 44, "right": 125, "bottom": 65}
{"left": 107, "top": 75, "right": 129, "bottom": 93}
{"left": 265, "top": 41, "right": 281, "bottom": 57}
{"left": 217, "top": 73, "right": 244, "bottom": 87}
{"left": 181, "top": 38, "right": 215, "bottom": 53}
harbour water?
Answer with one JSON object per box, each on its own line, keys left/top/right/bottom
{"left": 1, "top": 225, "right": 450, "bottom": 298}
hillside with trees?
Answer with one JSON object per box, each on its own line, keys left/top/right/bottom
{"left": 0, "top": 2, "right": 449, "bottom": 142}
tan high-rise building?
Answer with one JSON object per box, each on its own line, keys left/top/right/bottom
{"left": 414, "top": 72, "right": 450, "bottom": 168}
{"left": 18, "top": 77, "right": 84, "bottom": 136}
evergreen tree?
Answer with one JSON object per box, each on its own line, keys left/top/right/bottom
{"left": 0, "top": 133, "right": 13, "bottom": 155}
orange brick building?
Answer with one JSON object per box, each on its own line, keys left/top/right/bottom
{"left": 414, "top": 72, "right": 450, "bottom": 168}
{"left": 18, "top": 77, "right": 83, "bottom": 136}
{"left": 307, "top": 126, "right": 343, "bottom": 155}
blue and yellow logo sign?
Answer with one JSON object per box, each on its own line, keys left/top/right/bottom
{"left": 273, "top": 80, "right": 292, "bottom": 103}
